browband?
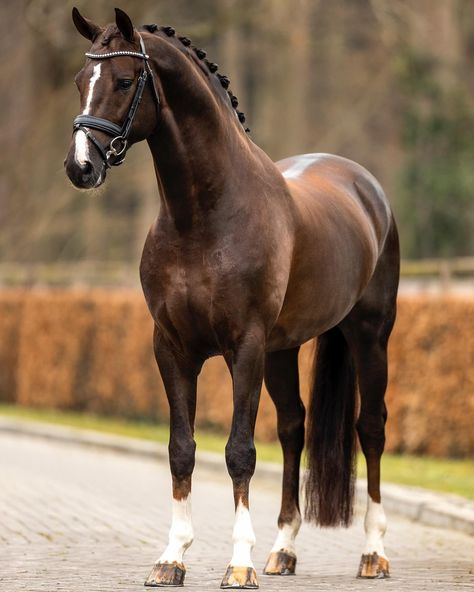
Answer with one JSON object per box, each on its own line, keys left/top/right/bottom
{"left": 85, "top": 50, "right": 149, "bottom": 59}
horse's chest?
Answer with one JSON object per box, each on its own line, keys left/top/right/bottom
{"left": 141, "top": 252, "right": 231, "bottom": 352}
{"left": 140, "top": 219, "right": 290, "bottom": 353}
{"left": 152, "top": 268, "right": 212, "bottom": 328}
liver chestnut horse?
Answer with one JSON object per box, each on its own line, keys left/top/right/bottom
{"left": 65, "top": 8, "right": 400, "bottom": 589}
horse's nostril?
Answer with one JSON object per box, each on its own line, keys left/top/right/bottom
{"left": 80, "top": 161, "right": 93, "bottom": 176}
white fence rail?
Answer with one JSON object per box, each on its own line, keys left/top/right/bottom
{"left": 0, "top": 259, "right": 473, "bottom": 290}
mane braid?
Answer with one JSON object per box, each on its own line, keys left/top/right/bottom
{"left": 141, "top": 23, "right": 250, "bottom": 134}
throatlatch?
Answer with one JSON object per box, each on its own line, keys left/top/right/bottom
{"left": 73, "top": 35, "right": 160, "bottom": 169}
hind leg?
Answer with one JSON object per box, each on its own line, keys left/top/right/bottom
{"left": 340, "top": 224, "right": 399, "bottom": 579}
{"left": 351, "top": 331, "right": 391, "bottom": 578}
{"left": 263, "top": 347, "right": 305, "bottom": 576}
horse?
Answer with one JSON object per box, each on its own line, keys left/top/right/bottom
{"left": 64, "top": 8, "right": 400, "bottom": 589}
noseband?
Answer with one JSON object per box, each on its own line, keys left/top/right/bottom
{"left": 73, "top": 35, "right": 160, "bottom": 169}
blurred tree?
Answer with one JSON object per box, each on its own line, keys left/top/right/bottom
{"left": 380, "top": 0, "right": 474, "bottom": 257}
{"left": 397, "top": 50, "right": 474, "bottom": 257}
{"left": 0, "top": 0, "right": 473, "bottom": 266}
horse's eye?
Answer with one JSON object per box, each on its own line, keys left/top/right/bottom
{"left": 118, "top": 79, "right": 133, "bottom": 90}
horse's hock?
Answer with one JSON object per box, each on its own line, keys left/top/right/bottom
{"left": 1, "top": 290, "right": 473, "bottom": 458}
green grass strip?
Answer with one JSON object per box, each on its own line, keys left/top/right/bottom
{"left": 0, "top": 404, "right": 472, "bottom": 499}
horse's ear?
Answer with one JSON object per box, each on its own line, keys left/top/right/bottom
{"left": 115, "top": 8, "right": 135, "bottom": 42}
{"left": 72, "top": 7, "right": 101, "bottom": 42}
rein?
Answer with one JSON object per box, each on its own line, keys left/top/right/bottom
{"left": 73, "top": 35, "right": 160, "bottom": 169}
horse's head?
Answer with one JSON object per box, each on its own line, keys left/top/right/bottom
{"left": 65, "top": 8, "right": 160, "bottom": 189}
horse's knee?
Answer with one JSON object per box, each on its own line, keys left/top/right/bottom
{"left": 225, "top": 437, "right": 256, "bottom": 483}
{"left": 169, "top": 436, "right": 196, "bottom": 480}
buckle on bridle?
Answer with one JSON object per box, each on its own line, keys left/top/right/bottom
{"left": 106, "top": 136, "right": 128, "bottom": 165}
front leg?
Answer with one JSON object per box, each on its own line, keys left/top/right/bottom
{"left": 220, "top": 331, "right": 265, "bottom": 589}
{"left": 145, "top": 330, "right": 201, "bottom": 587}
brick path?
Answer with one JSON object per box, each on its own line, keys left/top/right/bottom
{"left": 0, "top": 432, "right": 473, "bottom": 591}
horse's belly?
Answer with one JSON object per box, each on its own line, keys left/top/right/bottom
{"left": 267, "top": 289, "right": 357, "bottom": 351}
{"left": 267, "top": 236, "right": 376, "bottom": 350}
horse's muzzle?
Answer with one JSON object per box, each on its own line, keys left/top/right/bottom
{"left": 64, "top": 149, "right": 105, "bottom": 190}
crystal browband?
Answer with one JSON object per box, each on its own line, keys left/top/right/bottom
{"left": 85, "top": 50, "right": 149, "bottom": 59}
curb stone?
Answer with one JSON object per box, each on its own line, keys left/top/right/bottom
{"left": 1, "top": 416, "right": 473, "bottom": 537}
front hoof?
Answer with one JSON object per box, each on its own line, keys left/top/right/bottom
{"left": 220, "top": 566, "right": 258, "bottom": 589}
{"left": 145, "top": 562, "right": 186, "bottom": 587}
{"left": 357, "top": 553, "right": 390, "bottom": 579}
{"left": 263, "top": 551, "right": 296, "bottom": 575}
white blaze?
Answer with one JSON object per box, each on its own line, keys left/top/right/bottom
{"left": 270, "top": 513, "right": 301, "bottom": 555}
{"left": 158, "top": 496, "right": 194, "bottom": 564}
{"left": 363, "top": 497, "right": 387, "bottom": 557}
{"left": 229, "top": 501, "right": 256, "bottom": 567}
{"left": 75, "top": 63, "right": 101, "bottom": 166}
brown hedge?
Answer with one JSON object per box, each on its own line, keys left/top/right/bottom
{"left": 1, "top": 290, "right": 472, "bottom": 457}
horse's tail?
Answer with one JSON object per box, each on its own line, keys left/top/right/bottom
{"left": 304, "top": 326, "right": 357, "bottom": 527}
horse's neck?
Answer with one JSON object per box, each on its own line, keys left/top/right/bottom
{"left": 147, "top": 115, "right": 251, "bottom": 230}
{"left": 145, "top": 42, "right": 257, "bottom": 231}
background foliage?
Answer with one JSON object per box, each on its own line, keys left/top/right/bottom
{"left": 1, "top": 0, "right": 474, "bottom": 264}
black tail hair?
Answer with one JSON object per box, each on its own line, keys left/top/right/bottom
{"left": 304, "top": 326, "right": 357, "bottom": 527}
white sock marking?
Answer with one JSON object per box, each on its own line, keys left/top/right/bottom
{"left": 159, "top": 496, "right": 194, "bottom": 565}
{"left": 74, "top": 63, "right": 101, "bottom": 165}
{"left": 229, "top": 501, "right": 256, "bottom": 568}
{"left": 363, "top": 497, "right": 387, "bottom": 558}
{"left": 270, "top": 513, "right": 301, "bottom": 555}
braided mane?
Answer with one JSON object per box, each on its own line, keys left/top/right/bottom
{"left": 141, "top": 23, "right": 250, "bottom": 134}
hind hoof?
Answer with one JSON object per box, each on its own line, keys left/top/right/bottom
{"left": 357, "top": 553, "right": 390, "bottom": 579}
{"left": 220, "top": 566, "right": 258, "bottom": 589}
{"left": 263, "top": 551, "right": 296, "bottom": 575}
{"left": 145, "top": 562, "right": 186, "bottom": 586}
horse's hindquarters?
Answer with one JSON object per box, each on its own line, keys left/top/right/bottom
{"left": 267, "top": 154, "right": 393, "bottom": 350}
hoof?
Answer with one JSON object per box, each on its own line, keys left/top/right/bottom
{"left": 145, "top": 562, "right": 186, "bottom": 587}
{"left": 220, "top": 566, "right": 258, "bottom": 589}
{"left": 357, "top": 553, "right": 390, "bottom": 579}
{"left": 263, "top": 551, "right": 296, "bottom": 575}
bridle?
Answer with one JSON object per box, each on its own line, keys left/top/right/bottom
{"left": 73, "top": 35, "right": 160, "bottom": 169}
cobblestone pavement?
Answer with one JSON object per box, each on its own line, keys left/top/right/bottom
{"left": 1, "top": 432, "right": 473, "bottom": 592}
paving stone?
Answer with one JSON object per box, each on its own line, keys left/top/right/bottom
{"left": 0, "top": 433, "right": 473, "bottom": 591}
